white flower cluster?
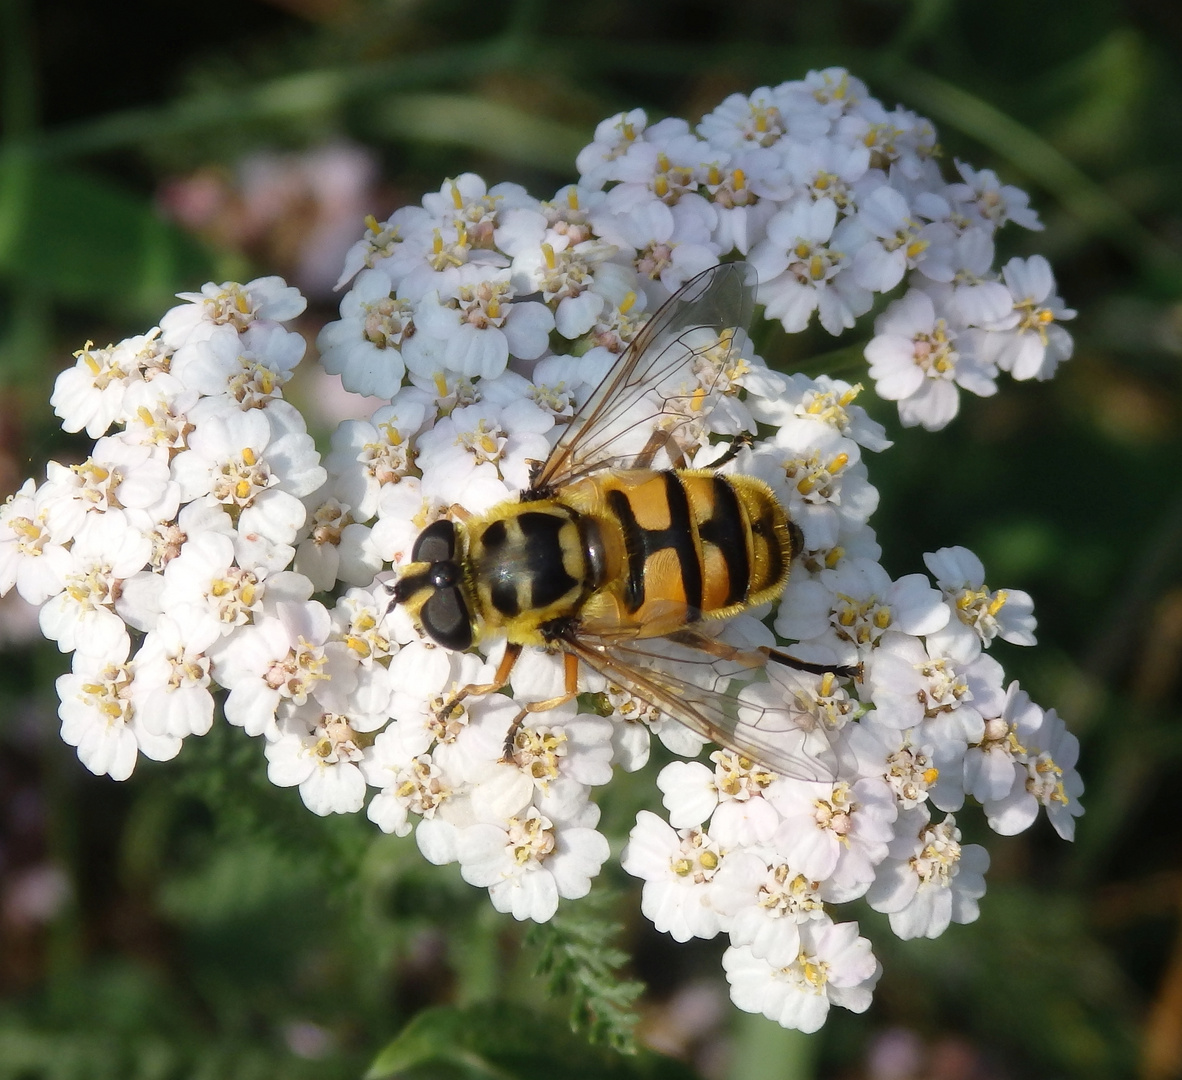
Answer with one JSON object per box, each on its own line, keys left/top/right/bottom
{"left": 3, "top": 69, "right": 1084, "bottom": 1035}
{"left": 622, "top": 611, "right": 1081, "bottom": 1033}
{"left": 324, "top": 68, "right": 1073, "bottom": 434}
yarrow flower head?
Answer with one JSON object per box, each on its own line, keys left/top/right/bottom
{"left": 11, "top": 69, "right": 1082, "bottom": 1037}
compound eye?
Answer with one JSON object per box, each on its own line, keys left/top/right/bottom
{"left": 421, "top": 586, "right": 473, "bottom": 651}
{"left": 412, "top": 519, "right": 457, "bottom": 565}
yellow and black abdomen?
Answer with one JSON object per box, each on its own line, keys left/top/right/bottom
{"left": 561, "top": 469, "right": 793, "bottom": 639}
{"left": 464, "top": 468, "right": 793, "bottom": 647}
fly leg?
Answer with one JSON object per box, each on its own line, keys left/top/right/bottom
{"left": 423, "top": 641, "right": 524, "bottom": 741}
{"left": 667, "top": 628, "right": 863, "bottom": 682}
{"left": 500, "top": 651, "right": 581, "bottom": 762}
{"left": 631, "top": 426, "right": 689, "bottom": 470}
{"left": 762, "top": 647, "right": 863, "bottom": 682}
{"left": 707, "top": 432, "right": 753, "bottom": 470}
{"left": 451, "top": 641, "right": 522, "bottom": 704}
{"left": 633, "top": 428, "right": 753, "bottom": 471}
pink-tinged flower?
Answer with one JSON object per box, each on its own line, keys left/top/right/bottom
{"left": 57, "top": 633, "right": 182, "bottom": 781}
{"left": 866, "top": 807, "right": 989, "bottom": 939}
{"left": 160, "top": 276, "right": 306, "bottom": 349}
{"left": 621, "top": 812, "right": 729, "bottom": 942}
{"left": 924, "top": 545, "right": 1036, "bottom": 646}
{"left": 750, "top": 199, "right": 872, "bottom": 336}
{"left": 455, "top": 807, "right": 610, "bottom": 922}
{"left": 984, "top": 706, "right": 1084, "bottom": 840}
{"left": 0, "top": 479, "right": 72, "bottom": 605}
{"left": 981, "top": 255, "right": 1075, "bottom": 381}
{"left": 264, "top": 705, "right": 370, "bottom": 815}
{"left": 770, "top": 777, "right": 897, "bottom": 902}
{"left": 214, "top": 600, "right": 359, "bottom": 738}
{"left": 723, "top": 919, "right": 880, "bottom": 1033}
{"left": 865, "top": 289, "right": 997, "bottom": 432}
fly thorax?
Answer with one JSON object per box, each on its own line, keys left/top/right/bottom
{"left": 469, "top": 504, "right": 589, "bottom": 630}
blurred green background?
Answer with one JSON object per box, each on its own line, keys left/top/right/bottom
{"left": 1, "top": 0, "right": 1180, "bottom": 1076}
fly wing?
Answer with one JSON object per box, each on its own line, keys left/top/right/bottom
{"left": 561, "top": 626, "right": 846, "bottom": 782}
{"left": 531, "top": 263, "right": 757, "bottom": 491}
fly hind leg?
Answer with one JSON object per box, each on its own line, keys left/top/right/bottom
{"left": 631, "top": 425, "right": 690, "bottom": 470}
{"left": 667, "top": 627, "right": 862, "bottom": 682}
{"left": 708, "top": 431, "right": 753, "bottom": 470}
{"left": 632, "top": 428, "right": 753, "bottom": 472}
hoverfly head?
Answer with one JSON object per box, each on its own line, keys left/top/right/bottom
{"left": 391, "top": 519, "right": 474, "bottom": 651}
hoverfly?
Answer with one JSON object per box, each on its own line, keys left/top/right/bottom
{"left": 390, "top": 262, "right": 859, "bottom": 778}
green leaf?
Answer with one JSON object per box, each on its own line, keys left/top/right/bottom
{"left": 370, "top": 93, "right": 586, "bottom": 172}
{"left": 364, "top": 1003, "right": 698, "bottom": 1080}
{"left": 525, "top": 900, "right": 645, "bottom": 1053}
{"left": 0, "top": 152, "right": 217, "bottom": 318}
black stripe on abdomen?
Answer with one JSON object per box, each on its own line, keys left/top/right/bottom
{"left": 698, "top": 476, "right": 749, "bottom": 607}
{"left": 661, "top": 472, "right": 703, "bottom": 614}
{"left": 607, "top": 489, "right": 646, "bottom": 613}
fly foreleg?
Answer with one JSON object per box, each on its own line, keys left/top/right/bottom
{"left": 500, "top": 651, "right": 581, "bottom": 762}
{"left": 452, "top": 641, "right": 522, "bottom": 704}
